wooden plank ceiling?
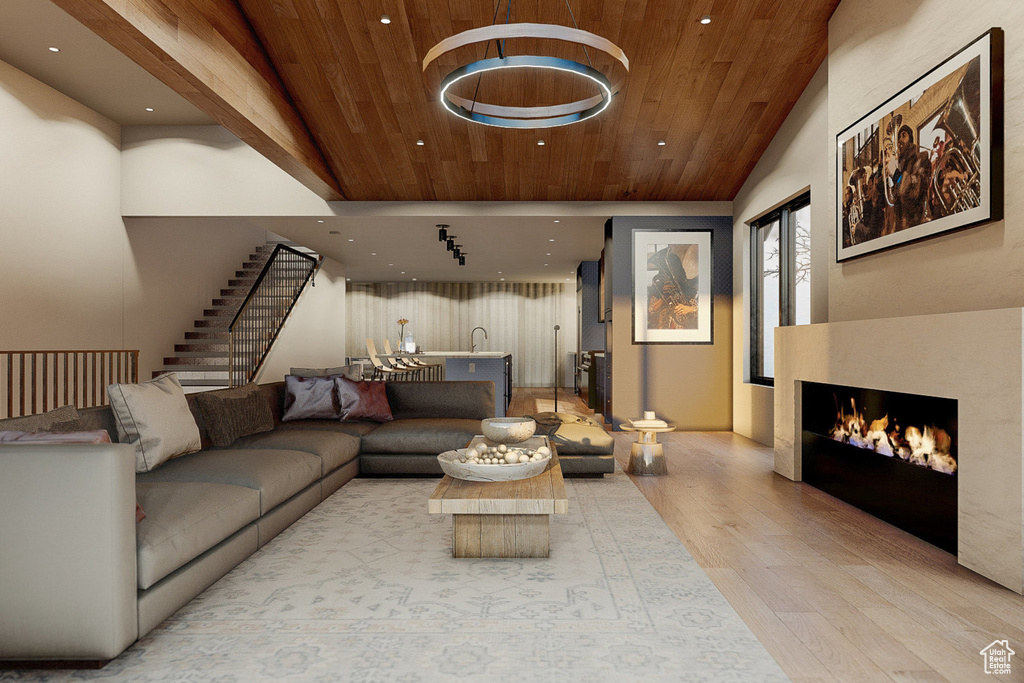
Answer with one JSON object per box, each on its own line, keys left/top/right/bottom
{"left": 61, "top": 0, "right": 840, "bottom": 202}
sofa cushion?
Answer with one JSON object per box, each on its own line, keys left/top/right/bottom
{"left": 274, "top": 419, "right": 379, "bottom": 437}
{"left": 229, "top": 429, "right": 360, "bottom": 476}
{"left": 136, "top": 448, "right": 321, "bottom": 514}
{"left": 385, "top": 381, "right": 494, "bottom": 420}
{"left": 359, "top": 418, "right": 481, "bottom": 454}
{"left": 291, "top": 365, "right": 362, "bottom": 381}
{"left": 195, "top": 382, "right": 274, "bottom": 447}
{"left": 282, "top": 375, "right": 339, "bottom": 421}
{"left": 107, "top": 373, "right": 201, "bottom": 472}
{"left": 336, "top": 378, "right": 393, "bottom": 422}
{"left": 135, "top": 481, "right": 259, "bottom": 590}
{"left": 0, "top": 405, "right": 80, "bottom": 433}
{"left": 529, "top": 412, "right": 615, "bottom": 455}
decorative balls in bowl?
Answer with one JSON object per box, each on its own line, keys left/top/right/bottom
{"left": 480, "top": 417, "right": 537, "bottom": 444}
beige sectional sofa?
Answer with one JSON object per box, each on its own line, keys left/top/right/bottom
{"left": 0, "top": 380, "right": 492, "bottom": 663}
{"left": 0, "top": 378, "right": 613, "bottom": 664}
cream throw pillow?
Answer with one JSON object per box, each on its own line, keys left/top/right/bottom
{"left": 107, "top": 373, "right": 201, "bottom": 472}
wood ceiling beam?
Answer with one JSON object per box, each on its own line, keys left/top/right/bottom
{"left": 50, "top": 0, "right": 344, "bottom": 201}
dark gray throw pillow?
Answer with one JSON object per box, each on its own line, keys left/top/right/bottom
{"left": 282, "top": 375, "right": 339, "bottom": 421}
{"left": 195, "top": 383, "right": 274, "bottom": 447}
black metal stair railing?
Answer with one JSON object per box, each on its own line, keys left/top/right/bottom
{"left": 228, "top": 244, "right": 319, "bottom": 387}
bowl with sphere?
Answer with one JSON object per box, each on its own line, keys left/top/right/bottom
{"left": 480, "top": 417, "right": 536, "bottom": 444}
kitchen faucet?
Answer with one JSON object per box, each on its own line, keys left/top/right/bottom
{"left": 471, "top": 326, "right": 488, "bottom": 353}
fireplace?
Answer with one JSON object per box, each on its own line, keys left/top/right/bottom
{"left": 801, "top": 381, "right": 958, "bottom": 554}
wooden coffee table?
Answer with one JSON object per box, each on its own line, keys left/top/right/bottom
{"left": 428, "top": 436, "right": 568, "bottom": 558}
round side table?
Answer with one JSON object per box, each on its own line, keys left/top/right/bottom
{"left": 620, "top": 424, "right": 676, "bottom": 476}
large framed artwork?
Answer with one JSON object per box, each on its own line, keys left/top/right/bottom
{"left": 836, "top": 28, "right": 1003, "bottom": 262}
{"left": 632, "top": 229, "right": 713, "bottom": 344}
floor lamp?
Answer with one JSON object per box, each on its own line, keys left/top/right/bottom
{"left": 554, "top": 325, "right": 560, "bottom": 412}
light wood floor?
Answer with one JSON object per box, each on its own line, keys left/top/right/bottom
{"left": 510, "top": 388, "right": 1024, "bottom": 683}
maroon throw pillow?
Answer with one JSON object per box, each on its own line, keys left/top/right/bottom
{"left": 282, "top": 375, "right": 339, "bottom": 421}
{"left": 335, "top": 377, "right": 393, "bottom": 422}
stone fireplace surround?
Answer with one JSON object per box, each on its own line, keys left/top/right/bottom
{"left": 775, "top": 308, "right": 1024, "bottom": 594}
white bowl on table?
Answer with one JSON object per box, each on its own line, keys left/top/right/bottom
{"left": 480, "top": 417, "right": 536, "bottom": 444}
{"left": 438, "top": 448, "right": 551, "bottom": 482}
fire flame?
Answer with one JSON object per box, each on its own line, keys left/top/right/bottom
{"left": 828, "top": 396, "right": 956, "bottom": 475}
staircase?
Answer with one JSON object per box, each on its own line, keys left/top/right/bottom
{"left": 158, "top": 242, "right": 320, "bottom": 390}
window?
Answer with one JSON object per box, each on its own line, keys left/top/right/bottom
{"left": 750, "top": 193, "right": 811, "bottom": 385}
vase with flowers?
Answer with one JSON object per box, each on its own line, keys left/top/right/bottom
{"left": 397, "top": 318, "right": 409, "bottom": 353}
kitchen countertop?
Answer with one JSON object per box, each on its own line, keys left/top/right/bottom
{"left": 414, "top": 351, "right": 511, "bottom": 358}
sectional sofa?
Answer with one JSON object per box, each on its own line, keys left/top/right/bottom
{"left": 0, "top": 378, "right": 613, "bottom": 664}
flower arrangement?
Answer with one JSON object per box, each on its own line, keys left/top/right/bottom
{"left": 397, "top": 318, "right": 409, "bottom": 349}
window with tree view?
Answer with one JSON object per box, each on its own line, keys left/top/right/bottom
{"left": 751, "top": 193, "right": 810, "bottom": 385}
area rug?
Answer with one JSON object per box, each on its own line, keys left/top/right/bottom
{"left": 6, "top": 469, "right": 787, "bottom": 682}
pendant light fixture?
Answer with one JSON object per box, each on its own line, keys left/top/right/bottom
{"left": 423, "top": 0, "right": 628, "bottom": 129}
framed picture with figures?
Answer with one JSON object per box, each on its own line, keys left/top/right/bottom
{"left": 836, "top": 28, "right": 1003, "bottom": 262}
{"left": 632, "top": 228, "right": 713, "bottom": 344}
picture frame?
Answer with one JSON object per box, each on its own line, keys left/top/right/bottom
{"left": 632, "top": 228, "right": 713, "bottom": 344}
{"left": 836, "top": 28, "right": 1003, "bottom": 262}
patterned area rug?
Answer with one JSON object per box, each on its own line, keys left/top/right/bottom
{"left": 8, "top": 469, "right": 787, "bottom": 682}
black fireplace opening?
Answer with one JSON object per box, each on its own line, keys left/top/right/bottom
{"left": 801, "top": 381, "right": 958, "bottom": 554}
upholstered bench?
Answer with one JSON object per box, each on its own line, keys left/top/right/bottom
{"left": 528, "top": 412, "right": 615, "bottom": 475}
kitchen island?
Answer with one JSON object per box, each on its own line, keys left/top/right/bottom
{"left": 416, "top": 352, "right": 512, "bottom": 417}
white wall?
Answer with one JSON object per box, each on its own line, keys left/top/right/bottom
{"left": 260, "top": 258, "right": 347, "bottom": 380}
{"left": 731, "top": 62, "right": 830, "bottom": 446}
{"left": 828, "top": 0, "right": 1024, "bottom": 321}
{"left": 121, "top": 126, "right": 331, "bottom": 217}
{"left": 122, "top": 218, "right": 269, "bottom": 380}
{"left": 0, "top": 64, "right": 345, "bottom": 388}
{"left": 0, "top": 59, "right": 125, "bottom": 350}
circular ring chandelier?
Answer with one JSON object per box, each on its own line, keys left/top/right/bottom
{"left": 422, "top": 7, "right": 629, "bottom": 130}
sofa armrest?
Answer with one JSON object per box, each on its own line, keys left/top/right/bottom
{"left": 0, "top": 444, "right": 138, "bottom": 660}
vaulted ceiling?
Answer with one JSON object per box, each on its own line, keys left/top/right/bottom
{"left": 49, "top": 0, "right": 838, "bottom": 203}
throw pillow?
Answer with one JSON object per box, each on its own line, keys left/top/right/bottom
{"left": 335, "top": 377, "right": 394, "bottom": 422}
{"left": 107, "top": 373, "right": 201, "bottom": 473}
{"left": 194, "top": 383, "right": 274, "bottom": 447}
{"left": 282, "top": 374, "right": 339, "bottom": 421}
{"left": 0, "top": 404, "right": 80, "bottom": 433}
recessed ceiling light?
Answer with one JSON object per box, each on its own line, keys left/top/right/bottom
{"left": 412, "top": 278, "right": 417, "bottom": 281}
{"left": 372, "top": 252, "right": 377, "bottom": 256}
{"left": 329, "top": 230, "right": 341, "bottom": 235}
{"left": 48, "top": 46, "right": 60, "bottom": 53}
{"left": 416, "top": 139, "right": 425, "bottom": 146}
{"left": 544, "top": 263, "right": 549, "bottom": 266}
{"left": 498, "top": 271, "right": 502, "bottom": 274}
{"left": 500, "top": 278, "right": 505, "bottom": 281}
{"left": 553, "top": 220, "right": 560, "bottom": 223}
{"left": 317, "top": 219, "right": 324, "bottom": 223}
{"left": 346, "top": 277, "right": 351, "bottom": 281}
{"left": 699, "top": 14, "right": 711, "bottom": 24}
{"left": 380, "top": 14, "right": 391, "bottom": 24}
{"left": 658, "top": 140, "right": 666, "bottom": 146}
{"left": 145, "top": 107, "right": 154, "bottom": 112}
{"left": 546, "top": 252, "right": 551, "bottom": 256}
{"left": 549, "top": 239, "right": 555, "bottom": 242}
{"left": 389, "top": 263, "right": 394, "bottom": 266}
{"left": 348, "top": 238, "right": 355, "bottom": 242}
{"left": 401, "top": 271, "right": 406, "bottom": 274}
{"left": 537, "top": 140, "right": 545, "bottom": 146}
